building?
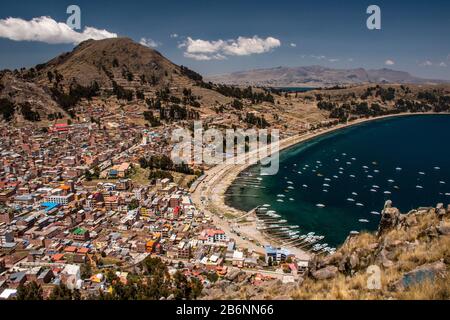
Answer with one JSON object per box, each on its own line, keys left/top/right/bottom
{"left": 0, "top": 209, "right": 14, "bottom": 224}
{"left": 177, "top": 241, "right": 191, "bottom": 260}
{"left": 0, "top": 230, "right": 14, "bottom": 245}
{"left": 45, "top": 193, "right": 74, "bottom": 205}
{"left": 264, "top": 246, "right": 292, "bottom": 263}
{"left": 203, "top": 229, "right": 228, "bottom": 243}
{"left": 73, "top": 228, "right": 90, "bottom": 241}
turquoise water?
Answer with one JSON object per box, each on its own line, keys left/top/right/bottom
{"left": 225, "top": 115, "right": 450, "bottom": 247}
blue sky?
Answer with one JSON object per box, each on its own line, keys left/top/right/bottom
{"left": 0, "top": 0, "right": 449, "bottom": 79}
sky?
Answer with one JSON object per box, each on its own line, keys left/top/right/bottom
{"left": 0, "top": 0, "right": 449, "bottom": 79}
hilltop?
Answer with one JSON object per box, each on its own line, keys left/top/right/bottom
{"left": 206, "top": 65, "right": 448, "bottom": 87}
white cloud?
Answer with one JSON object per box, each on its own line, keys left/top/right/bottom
{"left": 290, "top": 42, "right": 297, "bottom": 47}
{"left": 310, "top": 54, "right": 326, "bottom": 60}
{"left": 170, "top": 33, "right": 178, "bottom": 38}
{"left": 385, "top": 59, "right": 395, "bottom": 66}
{"left": 328, "top": 58, "right": 339, "bottom": 63}
{"left": 180, "top": 35, "right": 281, "bottom": 60}
{"left": 0, "top": 16, "right": 117, "bottom": 44}
{"left": 348, "top": 58, "right": 354, "bottom": 62}
{"left": 183, "top": 52, "right": 227, "bottom": 61}
{"left": 139, "top": 37, "right": 160, "bottom": 48}
{"left": 439, "top": 62, "right": 447, "bottom": 68}
{"left": 420, "top": 60, "right": 433, "bottom": 67}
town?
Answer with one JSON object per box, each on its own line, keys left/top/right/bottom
{"left": 0, "top": 115, "right": 307, "bottom": 300}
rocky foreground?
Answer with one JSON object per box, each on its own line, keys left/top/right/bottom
{"left": 202, "top": 201, "right": 450, "bottom": 300}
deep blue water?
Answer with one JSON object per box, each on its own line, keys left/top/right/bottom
{"left": 225, "top": 115, "right": 450, "bottom": 247}
{"left": 276, "top": 87, "right": 315, "bottom": 93}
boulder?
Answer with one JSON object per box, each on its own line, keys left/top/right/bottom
{"left": 376, "top": 249, "right": 394, "bottom": 268}
{"left": 377, "top": 204, "right": 401, "bottom": 236}
{"left": 393, "top": 261, "right": 447, "bottom": 291}
{"left": 311, "top": 265, "right": 338, "bottom": 280}
{"left": 437, "top": 221, "right": 450, "bottom": 235}
{"left": 349, "top": 253, "right": 360, "bottom": 270}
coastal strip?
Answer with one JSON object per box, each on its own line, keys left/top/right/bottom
{"left": 190, "top": 112, "right": 449, "bottom": 260}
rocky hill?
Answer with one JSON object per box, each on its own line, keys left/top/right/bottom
{"left": 202, "top": 201, "right": 450, "bottom": 300}
{"left": 0, "top": 38, "right": 235, "bottom": 125}
{"left": 206, "top": 66, "right": 447, "bottom": 87}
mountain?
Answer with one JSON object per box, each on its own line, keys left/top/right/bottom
{"left": 0, "top": 38, "right": 231, "bottom": 124}
{"left": 206, "top": 65, "right": 447, "bottom": 87}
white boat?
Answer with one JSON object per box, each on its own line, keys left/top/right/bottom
{"left": 349, "top": 174, "right": 356, "bottom": 178}
{"left": 287, "top": 181, "right": 294, "bottom": 184}
{"left": 289, "top": 198, "right": 295, "bottom": 201}
{"left": 324, "top": 178, "right": 331, "bottom": 181}
{"left": 277, "top": 194, "right": 286, "bottom": 197}
{"left": 316, "top": 204, "right": 326, "bottom": 208}
{"left": 373, "top": 185, "right": 380, "bottom": 189}
{"left": 350, "top": 231, "right": 360, "bottom": 235}
{"left": 384, "top": 191, "right": 392, "bottom": 195}
{"left": 418, "top": 172, "right": 425, "bottom": 175}
{"left": 371, "top": 211, "right": 381, "bottom": 215}
{"left": 302, "top": 184, "right": 308, "bottom": 188}
{"left": 359, "top": 219, "right": 369, "bottom": 223}
{"left": 323, "top": 189, "right": 328, "bottom": 193}
{"left": 351, "top": 158, "right": 356, "bottom": 161}
{"left": 347, "top": 198, "right": 355, "bottom": 202}
{"left": 388, "top": 179, "right": 395, "bottom": 183}
{"left": 396, "top": 167, "right": 402, "bottom": 171}
{"left": 333, "top": 175, "right": 339, "bottom": 179}
{"left": 346, "top": 162, "right": 352, "bottom": 165}
{"left": 351, "top": 192, "right": 358, "bottom": 196}
{"left": 356, "top": 203, "right": 364, "bottom": 207}
{"left": 370, "top": 189, "right": 377, "bottom": 192}
{"left": 416, "top": 185, "right": 423, "bottom": 189}
{"left": 362, "top": 166, "right": 369, "bottom": 169}
{"left": 445, "top": 193, "right": 450, "bottom": 196}
{"left": 374, "top": 170, "right": 380, "bottom": 173}
{"left": 439, "top": 181, "right": 446, "bottom": 184}
{"left": 434, "top": 167, "right": 441, "bottom": 170}
{"left": 367, "top": 175, "right": 373, "bottom": 178}
{"left": 323, "top": 183, "right": 330, "bottom": 187}
{"left": 277, "top": 199, "right": 284, "bottom": 202}
{"left": 287, "top": 186, "right": 294, "bottom": 190}
{"left": 297, "top": 171, "right": 302, "bottom": 174}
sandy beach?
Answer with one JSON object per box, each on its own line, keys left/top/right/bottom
{"left": 190, "top": 112, "right": 448, "bottom": 260}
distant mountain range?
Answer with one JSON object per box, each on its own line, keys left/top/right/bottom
{"left": 206, "top": 66, "right": 449, "bottom": 87}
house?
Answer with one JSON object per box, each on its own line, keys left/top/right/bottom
{"left": 0, "top": 289, "right": 17, "bottom": 300}
{"left": 177, "top": 241, "right": 191, "bottom": 260}
{"left": 203, "top": 229, "right": 228, "bottom": 243}
{"left": 264, "top": 245, "right": 292, "bottom": 263}
{"left": 73, "top": 228, "right": 90, "bottom": 241}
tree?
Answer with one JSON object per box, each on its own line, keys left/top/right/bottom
{"left": 16, "top": 282, "right": 43, "bottom": 300}
{"left": 189, "top": 277, "right": 203, "bottom": 300}
{"left": 172, "top": 271, "right": 191, "bottom": 300}
{"left": 49, "top": 284, "right": 75, "bottom": 300}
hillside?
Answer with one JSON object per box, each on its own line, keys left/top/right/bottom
{"left": 0, "top": 38, "right": 234, "bottom": 125}
{"left": 202, "top": 201, "right": 450, "bottom": 300}
{"left": 206, "top": 66, "right": 447, "bottom": 87}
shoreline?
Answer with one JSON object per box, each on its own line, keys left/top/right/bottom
{"left": 190, "top": 112, "right": 449, "bottom": 260}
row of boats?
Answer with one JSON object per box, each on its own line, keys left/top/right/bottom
{"left": 256, "top": 205, "right": 336, "bottom": 255}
